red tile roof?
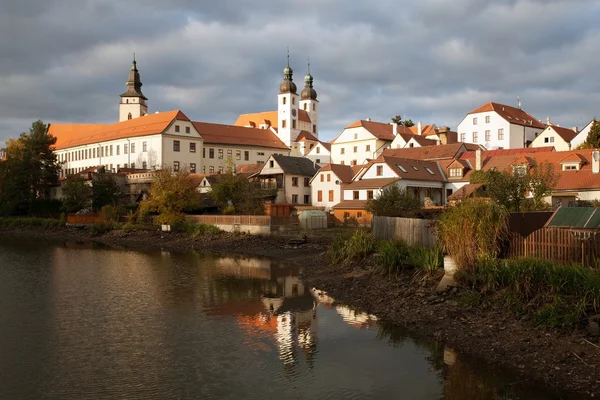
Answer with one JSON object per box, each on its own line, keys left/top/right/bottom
{"left": 49, "top": 110, "right": 190, "bottom": 150}
{"left": 296, "top": 130, "right": 318, "bottom": 142}
{"left": 342, "top": 177, "right": 400, "bottom": 189}
{"left": 318, "top": 163, "right": 355, "bottom": 183}
{"left": 192, "top": 121, "right": 289, "bottom": 150}
{"left": 383, "top": 143, "right": 481, "bottom": 161}
{"left": 234, "top": 110, "right": 311, "bottom": 128}
{"left": 458, "top": 146, "right": 555, "bottom": 160}
{"left": 549, "top": 125, "right": 579, "bottom": 143}
{"left": 345, "top": 120, "right": 415, "bottom": 141}
{"left": 468, "top": 102, "right": 546, "bottom": 129}
{"left": 332, "top": 200, "right": 368, "bottom": 210}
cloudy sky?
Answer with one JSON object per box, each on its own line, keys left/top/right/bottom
{"left": 1, "top": 0, "right": 599, "bottom": 146}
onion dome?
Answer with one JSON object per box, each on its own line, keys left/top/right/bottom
{"left": 279, "top": 50, "right": 297, "bottom": 94}
{"left": 301, "top": 72, "right": 317, "bottom": 100}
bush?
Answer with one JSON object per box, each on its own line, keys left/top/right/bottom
{"left": 174, "top": 221, "right": 221, "bottom": 237}
{"left": 409, "top": 245, "right": 443, "bottom": 274}
{"left": 99, "top": 205, "right": 126, "bottom": 223}
{"left": 438, "top": 198, "right": 508, "bottom": 271}
{"left": 90, "top": 222, "right": 118, "bottom": 236}
{"left": 374, "top": 240, "right": 410, "bottom": 277}
{"left": 327, "top": 228, "right": 375, "bottom": 265}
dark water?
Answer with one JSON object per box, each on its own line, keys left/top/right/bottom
{"left": 0, "top": 238, "right": 578, "bottom": 399}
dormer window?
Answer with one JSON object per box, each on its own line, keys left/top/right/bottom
{"left": 563, "top": 165, "right": 578, "bottom": 171}
{"left": 512, "top": 165, "right": 527, "bottom": 177}
{"left": 449, "top": 168, "right": 463, "bottom": 177}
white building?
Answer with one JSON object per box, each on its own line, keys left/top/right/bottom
{"left": 571, "top": 119, "right": 598, "bottom": 149}
{"left": 529, "top": 125, "right": 579, "bottom": 151}
{"left": 310, "top": 164, "right": 357, "bottom": 211}
{"left": 457, "top": 102, "right": 546, "bottom": 150}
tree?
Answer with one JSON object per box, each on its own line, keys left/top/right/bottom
{"left": 0, "top": 120, "right": 61, "bottom": 215}
{"left": 582, "top": 119, "right": 600, "bottom": 149}
{"left": 209, "top": 158, "right": 266, "bottom": 215}
{"left": 61, "top": 177, "right": 92, "bottom": 212}
{"left": 92, "top": 174, "right": 122, "bottom": 211}
{"left": 391, "top": 115, "right": 415, "bottom": 127}
{"left": 140, "top": 167, "right": 201, "bottom": 224}
{"left": 470, "top": 161, "right": 559, "bottom": 212}
{"left": 365, "top": 186, "right": 421, "bottom": 215}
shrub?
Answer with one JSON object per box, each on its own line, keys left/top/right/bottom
{"left": 374, "top": 240, "right": 410, "bottom": 277}
{"left": 174, "top": 221, "right": 221, "bottom": 237}
{"left": 409, "top": 245, "right": 443, "bottom": 274}
{"left": 437, "top": 198, "right": 508, "bottom": 271}
{"left": 327, "top": 228, "right": 375, "bottom": 265}
{"left": 0, "top": 217, "right": 63, "bottom": 230}
{"left": 99, "top": 205, "right": 126, "bottom": 223}
{"left": 90, "top": 222, "right": 117, "bottom": 236}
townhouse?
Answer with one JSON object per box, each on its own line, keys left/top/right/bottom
{"left": 255, "top": 154, "right": 319, "bottom": 205}
{"left": 310, "top": 163, "right": 359, "bottom": 211}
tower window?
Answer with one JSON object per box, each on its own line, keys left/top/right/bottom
{"left": 282, "top": 97, "right": 286, "bottom": 105}
{"left": 292, "top": 120, "right": 296, "bottom": 129}
{"left": 126, "top": 99, "right": 129, "bottom": 104}
{"left": 282, "top": 120, "right": 287, "bottom": 128}
{"left": 304, "top": 104, "right": 307, "bottom": 110}
{"left": 128, "top": 113, "right": 132, "bottom": 120}
{"left": 313, "top": 104, "right": 316, "bottom": 111}
{"left": 292, "top": 97, "right": 295, "bottom": 105}
{"left": 313, "top": 124, "right": 316, "bottom": 133}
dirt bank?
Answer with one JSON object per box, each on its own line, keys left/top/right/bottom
{"left": 1, "top": 226, "right": 599, "bottom": 397}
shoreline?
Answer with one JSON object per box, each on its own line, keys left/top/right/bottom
{"left": 1, "top": 226, "right": 599, "bottom": 397}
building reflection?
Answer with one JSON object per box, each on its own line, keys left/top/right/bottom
{"left": 205, "top": 257, "right": 317, "bottom": 371}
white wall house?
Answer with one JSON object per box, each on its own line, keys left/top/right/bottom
{"left": 256, "top": 154, "right": 319, "bottom": 205}
{"left": 529, "top": 125, "right": 578, "bottom": 151}
{"left": 571, "top": 120, "right": 597, "bottom": 149}
{"left": 305, "top": 141, "right": 331, "bottom": 166}
{"left": 457, "top": 102, "right": 546, "bottom": 150}
{"left": 51, "top": 110, "right": 204, "bottom": 176}
{"left": 310, "top": 164, "right": 355, "bottom": 210}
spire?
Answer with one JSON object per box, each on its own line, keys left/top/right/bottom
{"left": 120, "top": 56, "right": 147, "bottom": 100}
{"left": 301, "top": 56, "right": 317, "bottom": 100}
{"left": 279, "top": 48, "right": 297, "bottom": 94}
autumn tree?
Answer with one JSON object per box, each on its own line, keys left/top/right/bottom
{"left": 365, "top": 186, "right": 421, "bottom": 215}
{"left": 61, "top": 176, "right": 92, "bottom": 212}
{"left": 209, "top": 158, "right": 265, "bottom": 215}
{"left": 139, "top": 167, "right": 201, "bottom": 224}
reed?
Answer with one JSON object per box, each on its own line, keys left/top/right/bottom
{"left": 374, "top": 240, "right": 410, "bottom": 277}
{"left": 327, "top": 228, "right": 375, "bottom": 265}
{"left": 0, "top": 217, "right": 63, "bottom": 230}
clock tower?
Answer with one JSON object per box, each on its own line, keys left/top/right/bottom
{"left": 119, "top": 57, "right": 148, "bottom": 122}
{"left": 277, "top": 51, "right": 300, "bottom": 150}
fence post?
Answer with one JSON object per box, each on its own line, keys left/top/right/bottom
{"left": 582, "top": 242, "right": 585, "bottom": 266}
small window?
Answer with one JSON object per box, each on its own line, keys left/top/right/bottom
{"left": 190, "top": 163, "right": 196, "bottom": 173}
{"left": 304, "top": 177, "right": 310, "bottom": 187}
{"left": 218, "top": 149, "right": 223, "bottom": 159}
{"left": 116, "top": 145, "right": 120, "bottom": 155}
{"left": 203, "top": 148, "right": 206, "bottom": 158}
{"left": 498, "top": 129, "right": 504, "bottom": 140}
{"left": 485, "top": 116, "right": 490, "bottom": 123}
{"left": 397, "top": 165, "right": 407, "bottom": 173}
{"left": 185, "top": 126, "right": 190, "bottom": 134}
{"left": 190, "top": 143, "right": 196, "bottom": 153}
{"left": 485, "top": 130, "right": 490, "bottom": 141}
{"left": 320, "top": 174, "right": 324, "bottom": 182}
{"left": 316, "top": 159, "right": 320, "bottom": 163}
{"left": 304, "top": 103, "right": 307, "bottom": 110}
{"left": 142, "top": 142, "right": 147, "bottom": 152}
{"left": 304, "top": 195, "right": 310, "bottom": 204}
{"left": 257, "top": 152, "right": 264, "bottom": 156}
{"left": 292, "top": 97, "right": 295, "bottom": 105}
{"left": 317, "top": 190, "right": 323, "bottom": 201}
{"left": 236, "top": 150, "right": 241, "bottom": 160}
{"left": 316, "top": 147, "right": 320, "bottom": 154}
{"left": 329, "top": 190, "right": 334, "bottom": 201}
{"left": 313, "top": 124, "right": 316, "bottom": 133}
{"left": 175, "top": 125, "right": 180, "bottom": 133}
{"left": 341, "top": 148, "right": 345, "bottom": 155}
{"left": 327, "top": 174, "right": 331, "bottom": 182}
{"left": 131, "top": 143, "right": 135, "bottom": 153}
{"left": 367, "top": 190, "right": 374, "bottom": 200}
{"left": 354, "top": 133, "right": 358, "bottom": 140}
{"left": 460, "top": 133, "right": 466, "bottom": 142}
{"left": 292, "top": 120, "right": 296, "bottom": 129}
{"left": 353, "top": 146, "right": 357, "bottom": 153}
{"left": 472, "top": 132, "right": 478, "bottom": 142}
{"left": 412, "top": 166, "right": 418, "bottom": 171}
{"left": 292, "top": 177, "right": 299, "bottom": 186}
{"left": 218, "top": 166, "right": 223, "bottom": 173}
{"left": 282, "top": 120, "right": 287, "bottom": 128}
{"left": 282, "top": 97, "right": 286, "bottom": 105}
{"left": 366, "top": 145, "right": 371, "bottom": 152}
{"left": 244, "top": 151, "right": 249, "bottom": 161}
{"left": 376, "top": 165, "right": 383, "bottom": 176}
{"left": 173, "top": 140, "right": 180, "bottom": 152}
{"left": 564, "top": 165, "right": 578, "bottom": 171}
{"left": 142, "top": 161, "right": 147, "bottom": 169}
{"left": 473, "top": 117, "right": 478, "bottom": 125}
{"left": 343, "top": 212, "right": 350, "bottom": 219}
{"left": 127, "top": 113, "right": 132, "bottom": 120}
{"left": 292, "top": 194, "right": 298, "bottom": 203}
{"left": 209, "top": 148, "right": 214, "bottom": 159}
{"left": 269, "top": 160, "right": 274, "bottom": 168}
{"left": 131, "top": 162, "right": 135, "bottom": 169}
{"left": 425, "top": 167, "right": 435, "bottom": 175}
{"left": 209, "top": 166, "right": 214, "bottom": 173}
{"left": 110, "top": 145, "right": 113, "bottom": 156}
{"left": 357, "top": 212, "right": 363, "bottom": 218}
{"left": 353, "top": 191, "right": 359, "bottom": 200}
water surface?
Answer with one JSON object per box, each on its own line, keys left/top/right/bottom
{"left": 0, "top": 238, "right": 575, "bottom": 399}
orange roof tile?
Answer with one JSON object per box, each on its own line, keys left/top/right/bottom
{"left": 559, "top": 153, "right": 586, "bottom": 164}
{"left": 49, "top": 110, "right": 189, "bottom": 150}
{"left": 458, "top": 147, "right": 554, "bottom": 160}
{"left": 192, "top": 121, "right": 289, "bottom": 150}
{"left": 344, "top": 120, "right": 415, "bottom": 141}
{"left": 296, "top": 130, "right": 318, "bottom": 142}
{"left": 468, "top": 102, "right": 546, "bottom": 129}
{"left": 382, "top": 143, "right": 480, "bottom": 160}
{"left": 332, "top": 200, "right": 368, "bottom": 210}
{"left": 342, "top": 177, "right": 400, "bottom": 189}
{"left": 234, "top": 110, "right": 311, "bottom": 129}
{"left": 317, "top": 163, "right": 355, "bottom": 183}
{"left": 549, "top": 125, "right": 579, "bottom": 143}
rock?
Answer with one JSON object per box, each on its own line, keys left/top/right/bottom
{"left": 589, "top": 321, "right": 600, "bottom": 337}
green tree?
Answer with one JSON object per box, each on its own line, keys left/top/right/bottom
{"left": 391, "top": 115, "right": 415, "bottom": 127}
{"left": 139, "top": 167, "right": 201, "bottom": 224}
{"left": 209, "top": 158, "right": 265, "bottom": 215}
{"left": 365, "top": 186, "right": 421, "bottom": 215}
{"left": 582, "top": 119, "right": 600, "bottom": 149}
{"left": 61, "top": 176, "right": 92, "bottom": 212}
{"left": 470, "top": 161, "right": 559, "bottom": 212}
{"left": 0, "top": 120, "right": 61, "bottom": 215}
{"left": 92, "top": 174, "right": 122, "bottom": 211}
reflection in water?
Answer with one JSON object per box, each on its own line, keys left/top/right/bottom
{"left": 0, "top": 239, "right": 580, "bottom": 400}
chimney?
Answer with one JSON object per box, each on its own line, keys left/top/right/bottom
{"left": 438, "top": 126, "right": 450, "bottom": 145}
{"left": 417, "top": 121, "right": 422, "bottom": 135}
{"left": 546, "top": 116, "right": 551, "bottom": 125}
{"left": 391, "top": 122, "right": 398, "bottom": 136}
{"left": 572, "top": 126, "right": 578, "bottom": 132}
{"left": 475, "top": 148, "right": 482, "bottom": 171}
{"left": 366, "top": 117, "right": 371, "bottom": 121}
{"left": 593, "top": 151, "right": 600, "bottom": 174}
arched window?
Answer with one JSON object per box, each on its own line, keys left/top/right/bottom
{"left": 126, "top": 99, "right": 129, "bottom": 103}
{"left": 128, "top": 113, "right": 132, "bottom": 120}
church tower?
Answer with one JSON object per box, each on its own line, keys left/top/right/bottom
{"left": 119, "top": 57, "right": 148, "bottom": 122}
{"left": 299, "top": 59, "right": 319, "bottom": 138}
{"left": 277, "top": 51, "right": 300, "bottom": 148}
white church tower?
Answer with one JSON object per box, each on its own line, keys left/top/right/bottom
{"left": 119, "top": 57, "right": 148, "bottom": 122}
{"left": 277, "top": 52, "right": 300, "bottom": 149}
{"left": 299, "top": 60, "right": 319, "bottom": 138}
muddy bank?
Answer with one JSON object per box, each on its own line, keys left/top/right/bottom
{"left": 1, "top": 225, "right": 599, "bottom": 397}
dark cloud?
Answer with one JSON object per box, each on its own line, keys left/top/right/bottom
{"left": 1, "top": 0, "right": 599, "bottom": 146}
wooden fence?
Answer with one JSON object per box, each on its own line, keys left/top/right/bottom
{"left": 373, "top": 216, "right": 437, "bottom": 248}
{"left": 508, "top": 227, "right": 600, "bottom": 266}
{"left": 186, "top": 215, "right": 271, "bottom": 226}
{"left": 66, "top": 213, "right": 104, "bottom": 224}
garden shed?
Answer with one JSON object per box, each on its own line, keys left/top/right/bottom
{"left": 298, "top": 210, "right": 328, "bottom": 230}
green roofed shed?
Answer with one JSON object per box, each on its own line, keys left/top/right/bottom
{"left": 545, "top": 207, "right": 600, "bottom": 229}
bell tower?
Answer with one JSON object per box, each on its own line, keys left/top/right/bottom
{"left": 277, "top": 49, "right": 299, "bottom": 149}
{"left": 119, "top": 56, "right": 148, "bottom": 122}
{"left": 299, "top": 58, "right": 319, "bottom": 139}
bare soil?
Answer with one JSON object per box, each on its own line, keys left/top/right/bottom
{"left": 2, "top": 225, "right": 599, "bottom": 397}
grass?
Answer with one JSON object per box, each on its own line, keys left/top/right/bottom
{"left": 0, "top": 217, "right": 63, "bottom": 230}
{"left": 327, "top": 228, "right": 375, "bottom": 265}
{"left": 457, "top": 257, "right": 600, "bottom": 329}
{"left": 374, "top": 240, "right": 409, "bottom": 277}
{"left": 408, "top": 245, "right": 443, "bottom": 275}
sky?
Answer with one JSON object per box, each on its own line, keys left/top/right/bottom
{"left": 1, "top": 0, "right": 599, "bottom": 146}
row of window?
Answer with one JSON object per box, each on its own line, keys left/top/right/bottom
{"left": 473, "top": 116, "right": 491, "bottom": 125}
{"left": 174, "top": 125, "right": 191, "bottom": 134}
{"left": 59, "top": 141, "right": 147, "bottom": 163}
{"left": 291, "top": 177, "right": 311, "bottom": 187}
{"left": 202, "top": 148, "right": 252, "bottom": 161}
{"left": 172, "top": 140, "right": 196, "bottom": 153}
{"left": 281, "top": 97, "right": 317, "bottom": 112}
{"left": 62, "top": 160, "right": 150, "bottom": 176}
{"left": 340, "top": 144, "right": 371, "bottom": 155}
{"left": 316, "top": 190, "right": 335, "bottom": 202}
{"left": 460, "top": 128, "right": 504, "bottom": 143}
{"left": 352, "top": 190, "right": 375, "bottom": 200}
{"left": 290, "top": 194, "right": 311, "bottom": 204}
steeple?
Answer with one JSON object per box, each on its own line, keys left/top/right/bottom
{"left": 119, "top": 56, "right": 148, "bottom": 122}
{"left": 301, "top": 57, "right": 317, "bottom": 100}
{"left": 279, "top": 48, "right": 297, "bottom": 94}
{"left": 120, "top": 55, "right": 147, "bottom": 100}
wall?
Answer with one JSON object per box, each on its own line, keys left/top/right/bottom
{"left": 571, "top": 121, "right": 593, "bottom": 149}
{"left": 360, "top": 162, "right": 396, "bottom": 179}
{"left": 457, "top": 111, "right": 511, "bottom": 149}
{"left": 185, "top": 215, "right": 271, "bottom": 235}
{"left": 529, "top": 128, "right": 570, "bottom": 151}
{"left": 333, "top": 208, "right": 372, "bottom": 226}
{"left": 284, "top": 174, "right": 312, "bottom": 205}
{"left": 330, "top": 127, "right": 386, "bottom": 165}
{"left": 311, "top": 170, "right": 342, "bottom": 210}
{"left": 201, "top": 144, "right": 288, "bottom": 174}
{"left": 509, "top": 124, "right": 543, "bottom": 149}
{"left": 305, "top": 143, "right": 331, "bottom": 165}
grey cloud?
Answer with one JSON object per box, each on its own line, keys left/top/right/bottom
{"left": 1, "top": 0, "right": 599, "bottom": 146}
